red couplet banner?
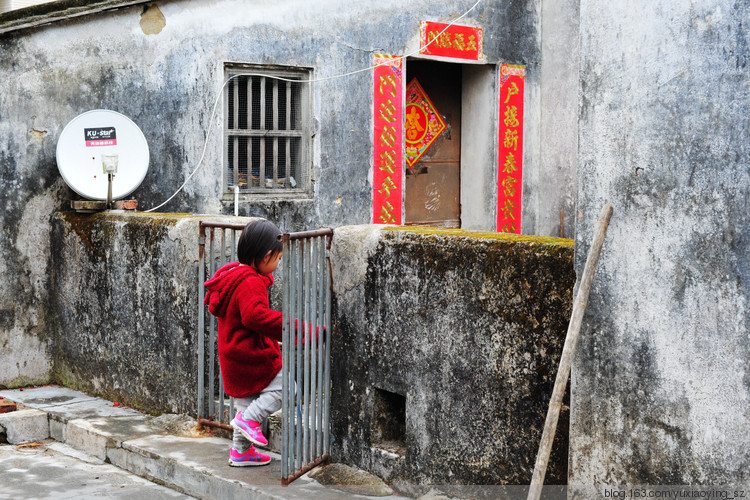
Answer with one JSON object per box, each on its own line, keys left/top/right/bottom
{"left": 373, "top": 55, "right": 404, "bottom": 225}
{"left": 420, "top": 21, "right": 483, "bottom": 61}
{"left": 496, "top": 64, "right": 525, "bottom": 233}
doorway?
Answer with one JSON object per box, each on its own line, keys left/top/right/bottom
{"left": 404, "top": 60, "right": 462, "bottom": 228}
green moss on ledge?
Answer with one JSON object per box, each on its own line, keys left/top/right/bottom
{"left": 383, "top": 225, "right": 574, "bottom": 247}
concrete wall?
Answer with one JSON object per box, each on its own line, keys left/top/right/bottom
{"left": 329, "top": 226, "right": 575, "bottom": 490}
{"left": 536, "top": 0, "right": 578, "bottom": 238}
{"left": 48, "top": 212, "right": 247, "bottom": 414}
{"left": 571, "top": 0, "right": 750, "bottom": 494}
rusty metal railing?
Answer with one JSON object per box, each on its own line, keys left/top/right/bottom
{"left": 281, "top": 228, "right": 333, "bottom": 485}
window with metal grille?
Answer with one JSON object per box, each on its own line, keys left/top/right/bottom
{"left": 224, "top": 65, "right": 310, "bottom": 194}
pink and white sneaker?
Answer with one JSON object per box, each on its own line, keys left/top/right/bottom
{"left": 228, "top": 446, "right": 271, "bottom": 467}
{"left": 230, "top": 411, "right": 269, "bottom": 448}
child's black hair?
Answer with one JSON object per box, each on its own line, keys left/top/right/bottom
{"left": 237, "top": 219, "right": 283, "bottom": 268}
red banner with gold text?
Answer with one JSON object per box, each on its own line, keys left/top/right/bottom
{"left": 420, "top": 21, "right": 483, "bottom": 61}
{"left": 496, "top": 64, "right": 525, "bottom": 233}
{"left": 373, "top": 55, "right": 404, "bottom": 225}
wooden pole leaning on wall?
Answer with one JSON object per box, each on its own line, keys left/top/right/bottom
{"left": 527, "top": 203, "right": 614, "bottom": 500}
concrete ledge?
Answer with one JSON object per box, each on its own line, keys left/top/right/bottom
{"left": 110, "top": 435, "right": 284, "bottom": 500}
{"left": 66, "top": 416, "right": 154, "bottom": 461}
{"left": 0, "top": 409, "right": 49, "bottom": 444}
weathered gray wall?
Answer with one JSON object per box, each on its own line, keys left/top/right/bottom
{"left": 536, "top": 0, "right": 578, "bottom": 238}
{"left": 48, "top": 212, "right": 247, "bottom": 414}
{"left": 0, "top": 0, "right": 544, "bottom": 221}
{"left": 329, "top": 226, "right": 575, "bottom": 490}
{"left": 571, "top": 0, "right": 750, "bottom": 494}
{"left": 0, "top": 0, "right": 577, "bottom": 389}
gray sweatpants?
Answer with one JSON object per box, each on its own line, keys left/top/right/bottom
{"left": 232, "top": 370, "right": 282, "bottom": 452}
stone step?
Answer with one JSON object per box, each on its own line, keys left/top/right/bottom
{"left": 0, "top": 408, "right": 49, "bottom": 444}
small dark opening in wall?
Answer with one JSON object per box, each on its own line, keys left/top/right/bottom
{"left": 372, "top": 388, "right": 406, "bottom": 453}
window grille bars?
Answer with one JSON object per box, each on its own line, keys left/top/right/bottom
{"left": 225, "top": 70, "right": 306, "bottom": 193}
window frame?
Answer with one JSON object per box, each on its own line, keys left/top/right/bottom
{"left": 222, "top": 63, "right": 313, "bottom": 199}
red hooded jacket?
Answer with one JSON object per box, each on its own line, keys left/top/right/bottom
{"left": 204, "top": 262, "right": 282, "bottom": 398}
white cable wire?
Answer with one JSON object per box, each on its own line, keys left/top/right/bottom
{"left": 144, "top": 73, "right": 240, "bottom": 212}
{"left": 144, "top": 0, "right": 484, "bottom": 212}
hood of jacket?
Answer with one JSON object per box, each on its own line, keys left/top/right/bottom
{"left": 203, "top": 262, "right": 274, "bottom": 318}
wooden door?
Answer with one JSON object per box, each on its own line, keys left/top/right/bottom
{"left": 404, "top": 61, "right": 462, "bottom": 228}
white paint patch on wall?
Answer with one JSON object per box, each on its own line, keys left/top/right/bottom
{"left": 15, "top": 181, "right": 65, "bottom": 296}
{"left": 0, "top": 326, "right": 51, "bottom": 385}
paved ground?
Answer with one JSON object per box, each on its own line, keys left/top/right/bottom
{"left": 0, "top": 440, "right": 196, "bottom": 499}
{"left": 0, "top": 385, "right": 400, "bottom": 500}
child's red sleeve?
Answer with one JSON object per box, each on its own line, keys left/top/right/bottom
{"left": 237, "top": 278, "right": 282, "bottom": 342}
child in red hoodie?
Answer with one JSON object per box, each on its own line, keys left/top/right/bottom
{"left": 204, "top": 218, "right": 284, "bottom": 467}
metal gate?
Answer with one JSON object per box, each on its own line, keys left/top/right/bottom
{"left": 196, "top": 222, "right": 333, "bottom": 485}
{"left": 280, "top": 228, "right": 333, "bottom": 485}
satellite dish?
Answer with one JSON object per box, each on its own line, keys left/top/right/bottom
{"left": 56, "top": 109, "right": 149, "bottom": 201}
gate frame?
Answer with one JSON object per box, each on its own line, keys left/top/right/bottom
{"left": 195, "top": 221, "right": 333, "bottom": 485}
{"left": 280, "top": 228, "right": 334, "bottom": 486}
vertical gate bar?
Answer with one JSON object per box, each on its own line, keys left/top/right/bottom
{"left": 316, "top": 236, "right": 325, "bottom": 456}
{"left": 197, "top": 226, "right": 206, "bottom": 419}
{"left": 218, "top": 229, "right": 226, "bottom": 421}
{"left": 309, "top": 237, "right": 316, "bottom": 461}
{"left": 304, "top": 238, "right": 315, "bottom": 463}
{"left": 302, "top": 238, "right": 312, "bottom": 464}
{"left": 287, "top": 238, "right": 296, "bottom": 474}
{"left": 281, "top": 234, "right": 290, "bottom": 479}
{"left": 309, "top": 236, "right": 319, "bottom": 457}
{"left": 286, "top": 238, "right": 292, "bottom": 474}
{"left": 319, "top": 235, "right": 326, "bottom": 453}
{"left": 283, "top": 237, "right": 292, "bottom": 478}
{"left": 315, "top": 236, "right": 322, "bottom": 454}
{"left": 208, "top": 228, "right": 217, "bottom": 421}
{"left": 293, "top": 237, "right": 300, "bottom": 476}
{"left": 323, "top": 235, "right": 332, "bottom": 454}
{"left": 302, "top": 238, "right": 310, "bottom": 464}
{"left": 295, "top": 239, "right": 304, "bottom": 468}
{"left": 316, "top": 236, "right": 323, "bottom": 453}
{"left": 291, "top": 238, "right": 300, "bottom": 473}
{"left": 229, "top": 228, "right": 237, "bottom": 422}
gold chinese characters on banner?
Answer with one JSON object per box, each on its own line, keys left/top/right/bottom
{"left": 496, "top": 64, "right": 525, "bottom": 234}
{"left": 373, "top": 55, "right": 404, "bottom": 224}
